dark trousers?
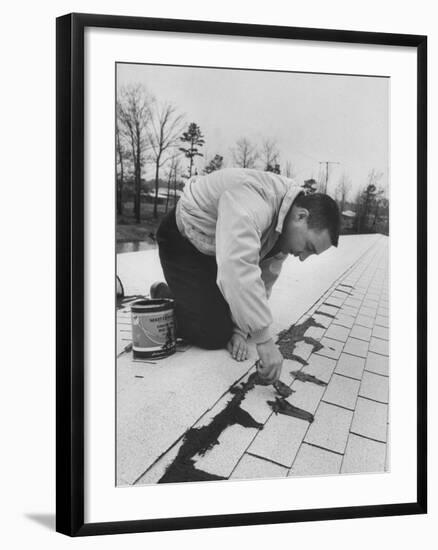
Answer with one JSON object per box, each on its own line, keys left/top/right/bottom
{"left": 156, "top": 207, "right": 234, "bottom": 350}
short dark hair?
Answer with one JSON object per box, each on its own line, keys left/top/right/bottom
{"left": 294, "top": 192, "right": 341, "bottom": 247}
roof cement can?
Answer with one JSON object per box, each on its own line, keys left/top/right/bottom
{"left": 131, "top": 298, "right": 176, "bottom": 359}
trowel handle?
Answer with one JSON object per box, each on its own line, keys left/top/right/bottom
{"left": 255, "top": 358, "right": 264, "bottom": 371}
{"left": 255, "top": 359, "right": 273, "bottom": 385}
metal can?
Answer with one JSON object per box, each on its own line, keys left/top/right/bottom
{"left": 131, "top": 298, "right": 176, "bottom": 359}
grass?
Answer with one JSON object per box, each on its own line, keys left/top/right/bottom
{"left": 116, "top": 198, "right": 386, "bottom": 245}
{"left": 117, "top": 200, "right": 176, "bottom": 243}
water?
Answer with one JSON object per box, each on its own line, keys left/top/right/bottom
{"left": 117, "top": 241, "right": 157, "bottom": 254}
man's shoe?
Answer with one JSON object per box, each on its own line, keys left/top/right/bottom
{"left": 150, "top": 281, "right": 173, "bottom": 300}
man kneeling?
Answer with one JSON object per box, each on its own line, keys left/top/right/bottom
{"left": 153, "top": 167, "right": 340, "bottom": 385}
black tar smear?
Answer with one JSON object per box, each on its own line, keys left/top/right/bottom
{"left": 267, "top": 397, "right": 314, "bottom": 423}
{"left": 322, "top": 301, "right": 341, "bottom": 309}
{"left": 159, "top": 317, "right": 325, "bottom": 484}
{"left": 276, "top": 317, "right": 325, "bottom": 365}
{"left": 315, "top": 310, "right": 336, "bottom": 319}
{"left": 273, "top": 379, "right": 295, "bottom": 398}
{"left": 335, "top": 287, "right": 353, "bottom": 295}
{"left": 159, "top": 373, "right": 263, "bottom": 483}
{"left": 290, "top": 370, "right": 327, "bottom": 387}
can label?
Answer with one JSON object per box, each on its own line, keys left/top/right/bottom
{"left": 131, "top": 307, "right": 176, "bottom": 359}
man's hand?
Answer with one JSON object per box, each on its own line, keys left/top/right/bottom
{"left": 227, "top": 332, "right": 249, "bottom": 361}
{"left": 256, "top": 338, "right": 283, "bottom": 385}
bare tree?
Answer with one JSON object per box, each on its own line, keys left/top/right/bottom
{"left": 261, "top": 138, "right": 280, "bottom": 172}
{"left": 316, "top": 164, "right": 326, "bottom": 193}
{"left": 355, "top": 169, "right": 384, "bottom": 233}
{"left": 283, "top": 160, "right": 297, "bottom": 179}
{"left": 172, "top": 157, "right": 183, "bottom": 206}
{"left": 368, "top": 168, "right": 384, "bottom": 189}
{"left": 117, "top": 84, "right": 153, "bottom": 223}
{"left": 115, "top": 117, "right": 127, "bottom": 216}
{"left": 231, "top": 137, "right": 259, "bottom": 168}
{"left": 370, "top": 181, "right": 388, "bottom": 233}
{"left": 148, "top": 101, "right": 185, "bottom": 218}
{"left": 164, "top": 154, "right": 182, "bottom": 212}
{"left": 335, "top": 173, "right": 352, "bottom": 213}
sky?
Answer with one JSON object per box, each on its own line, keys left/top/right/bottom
{"left": 117, "top": 63, "right": 389, "bottom": 200}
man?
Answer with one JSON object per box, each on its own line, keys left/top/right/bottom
{"left": 153, "top": 167, "right": 340, "bottom": 385}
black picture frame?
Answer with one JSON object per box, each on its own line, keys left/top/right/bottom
{"left": 56, "top": 12, "right": 427, "bottom": 537}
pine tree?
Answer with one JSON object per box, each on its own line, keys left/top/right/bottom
{"left": 179, "top": 123, "right": 205, "bottom": 178}
{"left": 303, "top": 178, "right": 317, "bottom": 194}
{"left": 203, "top": 154, "right": 224, "bottom": 174}
{"left": 266, "top": 163, "right": 281, "bottom": 174}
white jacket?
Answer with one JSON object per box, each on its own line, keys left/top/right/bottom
{"left": 175, "top": 168, "right": 304, "bottom": 343}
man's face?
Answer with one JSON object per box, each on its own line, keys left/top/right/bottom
{"left": 280, "top": 205, "right": 333, "bottom": 261}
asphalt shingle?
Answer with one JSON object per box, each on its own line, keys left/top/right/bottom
{"left": 231, "top": 453, "right": 288, "bottom": 480}
{"left": 248, "top": 414, "right": 310, "bottom": 468}
{"left": 335, "top": 353, "right": 366, "bottom": 380}
{"left": 289, "top": 443, "right": 342, "bottom": 476}
{"left": 317, "top": 337, "right": 344, "bottom": 360}
{"left": 359, "top": 371, "right": 389, "bottom": 403}
{"left": 322, "top": 374, "right": 360, "bottom": 410}
{"left": 304, "top": 402, "right": 353, "bottom": 454}
{"left": 343, "top": 337, "right": 369, "bottom": 358}
{"left": 341, "top": 434, "right": 386, "bottom": 473}
{"left": 365, "top": 352, "right": 389, "bottom": 376}
{"left": 350, "top": 398, "right": 388, "bottom": 442}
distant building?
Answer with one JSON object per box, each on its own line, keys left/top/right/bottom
{"left": 142, "top": 189, "right": 183, "bottom": 204}
{"left": 341, "top": 210, "right": 356, "bottom": 232}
